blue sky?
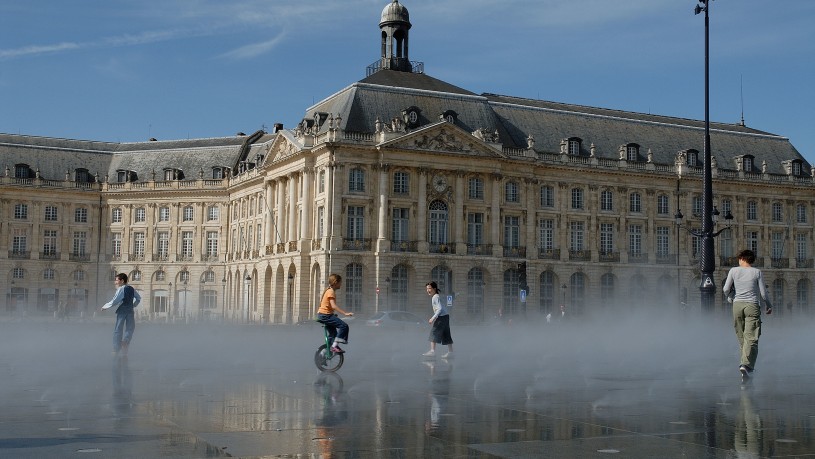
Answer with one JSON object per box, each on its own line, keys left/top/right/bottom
{"left": 1, "top": 0, "right": 813, "bottom": 163}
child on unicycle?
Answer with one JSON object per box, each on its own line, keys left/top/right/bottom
{"left": 317, "top": 274, "right": 353, "bottom": 353}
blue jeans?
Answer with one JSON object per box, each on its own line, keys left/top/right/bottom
{"left": 317, "top": 313, "right": 349, "bottom": 345}
{"left": 113, "top": 310, "right": 135, "bottom": 352}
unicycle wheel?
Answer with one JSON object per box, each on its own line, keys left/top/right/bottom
{"left": 314, "top": 344, "right": 344, "bottom": 372}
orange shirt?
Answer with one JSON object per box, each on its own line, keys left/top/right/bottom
{"left": 318, "top": 288, "right": 336, "bottom": 315}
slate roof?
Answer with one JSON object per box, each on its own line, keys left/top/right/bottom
{"left": 0, "top": 133, "right": 271, "bottom": 182}
{"left": 300, "top": 70, "right": 807, "bottom": 176}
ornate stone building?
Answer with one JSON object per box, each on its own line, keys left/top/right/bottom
{"left": 1, "top": 0, "right": 812, "bottom": 322}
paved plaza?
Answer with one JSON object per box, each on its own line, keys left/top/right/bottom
{"left": 1, "top": 313, "right": 814, "bottom": 458}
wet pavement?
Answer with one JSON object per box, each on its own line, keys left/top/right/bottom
{"left": 1, "top": 314, "right": 814, "bottom": 458}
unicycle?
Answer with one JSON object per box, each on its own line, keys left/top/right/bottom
{"left": 314, "top": 323, "right": 344, "bottom": 372}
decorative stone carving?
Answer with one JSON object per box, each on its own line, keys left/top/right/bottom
{"left": 414, "top": 129, "right": 465, "bottom": 152}
{"left": 526, "top": 134, "right": 535, "bottom": 150}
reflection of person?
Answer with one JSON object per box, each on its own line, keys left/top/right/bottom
{"left": 733, "top": 387, "right": 762, "bottom": 456}
{"left": 423, "top": 282, "right": 453, "bottom": 359}
{"left": 317, "top": 274, "right": 353, "bottom": 354}
{"left": 112, "top": 356, "right": 133, "bottom": 418}
{"left": 723, "top": 250, "right": 771, "bottom": 378}
{"left": 314, "top": 372, "right": 347, "bottom": 459}
{"left": 101, "top": 273, "right": 141, "bottom": 357}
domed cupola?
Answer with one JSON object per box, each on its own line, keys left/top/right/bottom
{"left": 379, "top": 1, "right": 412, "bottom": 72}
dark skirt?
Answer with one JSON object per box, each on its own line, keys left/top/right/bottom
{"left": 429, "top": 314, "right": 453, "bottom": 345}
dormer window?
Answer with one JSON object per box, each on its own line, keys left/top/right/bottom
{"left": 440, "top": 110, "right": 458, "bottom": 124}
{"left": 75, "top": 168, "right": 93, "bottom": 183}
{"left": 743, "top": 156, "right": 754, "bottom": 173}
{"left": 686, "top": 149, "right": 699, "bottom": 167}
{"left": 164, "top": 168, "right": 183, "bottom": 181}
{"left": 402, "top": 106, "right": 421, "bottom": 128}
{"left": 626, "top": 144, "right": 640, "bottom": 161}
{"left": 212, "top": 167, "right": 224, "bottom": 179}
{"left": 116, "top": 170, "right": 137, "bottom": 183}
{"left": 568, "top": 138, "right": 582, "bottom": 156}
{"left": 792, "top": 160, "right": 803, "bottom": 176}
{"left": 14, "top": 163, "right": 32, "bottom": 179}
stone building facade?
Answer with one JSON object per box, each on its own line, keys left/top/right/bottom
{"left": 1, "top": 0, "right": 812, "bottom": 322}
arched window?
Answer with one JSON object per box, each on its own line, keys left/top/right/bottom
{"left": 539, "top": 271, "right": 555, "bottom": 315}
{"left": 569, "top": 272, "right": 586, "bottom": 314}
{"left": 503, "top": 268, "right": 521, "bottom": 317}
{"left": 601, "top": 273, "right": 615, "bottom": 305}
{"left": 629, "top": 274, "right": 647, "bottom": 308}
{"left": 431, "top": 265, "right": 452, "bottom": 299}
{"left": 428, "top": 200, "right": 449, "bottom": 250}
{"left": 390, "top": 264, "right": 409, "bottom": 311}
{"left": 155, "top": 270, "right": 166, "bottom": 282}
{"left": 467, "top": 268, "right": 485, "bottom": 319}
{"left": 796, "top": 279, "right": 809, "bottom": 312}
{"left": 772, "top": 279, "right": 785, "bottom": 314}
{"left": 344, "top": 263, "right": 363, "bottom": 312}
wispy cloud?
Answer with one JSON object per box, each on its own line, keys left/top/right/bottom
{"left": 218, "top": 32, "right": 287, "bottom": 60}
{"left": 0, "top": 42, "right": 80, "bottom": 60}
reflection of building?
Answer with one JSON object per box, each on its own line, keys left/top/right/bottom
{"left": 1, "top": 0, "right": 813, "bottom": 322}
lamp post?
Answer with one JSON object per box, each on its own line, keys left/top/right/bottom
{"left": 244, "top": 274, "right": 251, "bottom": 323}
{"left": 221, "top": 275, "right": 227, "bottom": 321}
{"left": 183, "top": 279, "right": 188, "bottom": 323}
{"left": 675, "top": 209, "right": 684, "bottom": 308}
{"left": 560, "top": 283, "right": 567, "bottom": 318}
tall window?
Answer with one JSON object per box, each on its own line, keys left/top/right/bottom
{"left": 256, "top": 225, "right": 262, "bottom": 250}
{"left": 746, "top": 231, "right": 759, "bottom": 255}
{"left": 629, "top": 224, "right": 642, "bottom": 255}
{"left": 157, "top": 232, "right": 170, "bottom": 257}
{"left": 132, "top": 232, "right": 145, "bottom": 257}
{"left": 347, "top": 206, "right": 365, "bottom": 240}
{"left": 393, "top": 171, "right": 409, "bottom": 194}
{"left": 570, "top": 272, "right": 586, "bottom": 314}
{"left": 392, "top": 208, "right": 410, "bottom": 242}
{"left": 112, "top": 233, "right": 122, "bottom": 257}
{"left": 349, "top": 168, "right": 365, "bottom": 192}
{"left": 656, "top": 226, "right": 669, "bottom": 257}
{"left": 317, "top": 206, "right": 325, "bottom": 239}
{"left": 657, "top": 195, "right": 669, "bottom": 215}
{"left": 626, "top": 145, "right": 639, "bottom": 161}
{"left": 467, "top": 213, "right": 484, "bottom": 245}
{"left": 539, "top": 271, "right": 555, "bottom": 314}
{"left": 344, "top": 263, "right": 363, "bottom": 312}
{"left": 468, "top": 268, "right": 486, "bottom": 317}
{"left": 428, "top": 200, "right": 448, "bottom": 244}
{"left": 746, "top": 201, "right": 757, "bottom": 221}
{"left": 319, "top": 170, "right": 325, "bottom": 193}
{"left": 601, "top": 274, "right": 615, "bottom": 304}
{"left": 600, "top": 223, "right": 614, "bottom": 254}
{"left": 540, "top": 185, "right": 554, "bottom": 207}
{"left": 468, "top": 177, "right": 484, "bottom": 200}
{"left": 771, "top": 232, "right": 784, "bottom": 259}
{"left": 183, "top": 206, "right": 194, "bottom": 222}
{"left": 796, "top": 233, "right": 808, "bottom": 261}
{"left": 181, "top": 231, "right": 193, "bottom": 258}
{"left": 135, "top": 207, "right": 146, "bottom": 223}
{"left": 771, "top": 202, "right": 783, "bottom": 222}
{"left": 793, "top": 161, "right": 802, "bottom": 176}
{"left": 207, "top": 206, "right": 219, "bottom": 221}
{"left": 14, "top": 203, "right": 28, "bottom": 219}
{"left": 629, "top": 193, "right": 642, "bottom": 213}
{"left": 796, "top": 279, "right": 809, "bottom": 310}
{"left": 692, "top": 196, "right": 702, "bottom": 217}
{"left": 505, "top": 181, "right": 519, "bottom": 203}
{"left": 568, "top": 139, "right": 581, "bottom": 155}
{"left": 797, "top": 204, "right": 807, "bottom": 224}
{"left": 538, "top": 219, "right": 554, "bottom": 250}
{"left": 206, "top": 231, "right": 219, "bottom": 257}
{"left": 45, "top": 205, "right": 58, "bottom": 221}
{"left": 73, "top": 231, "right": 87, "bottom": 255}
{"left": 74, "top": 208, "right": 88, "bottom": 223}
{"left": 570, "top": 221, "right": 584, "bottom": 251}
{"left": 600, "top": 190, "right": 613, "bottom": 211}
{"left": 431, "top": 266, "right": 452, "bottom": 298}
{"left": 159, "top": 206, "right": 170, "bottom": 222}
{"left": 12, "top": 229, "right": 27, "bottom": 254}
{"left": 743, "top": 157, "right": 754, "bottom": 172}
{"left": 43, "top": 230, "right": 57, "bottom": 255}
{"left": 111, "top": 208, "right": 122, "bottom": 223}
{"left": 391, "top": 265, "right": 408, "bottom": 312}
{"left": 721, "top": 199, "right": 732, "bottom": 217}
{"left": 720, "top": 226, "right": 733, "bottom": 258}
{"left": 201, "top": 290, "right": 218, "bottom": 309}
{"left": 571, "top": 188, "right": 583, "bottom": 210}
{"left": 504, "top": 216, "right": 520, "bottom": 248}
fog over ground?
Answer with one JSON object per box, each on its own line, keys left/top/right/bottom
{"left": 2, "top": 307, "right": 812, "bottom": 397}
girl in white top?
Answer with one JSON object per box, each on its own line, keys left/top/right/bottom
{"left": 423, "top": 281, "right": 453, "bottom": 359}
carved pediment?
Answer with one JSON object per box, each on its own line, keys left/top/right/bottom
{"left": 379, "top": 122, "right": 505, "bottom": 158}
{"left": 268, "top": 132, "right": 304, "bottom": 162}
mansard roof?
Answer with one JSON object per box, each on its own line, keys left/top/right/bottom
{"left": 303, "top": 71, "right": 807, "bottom": 176}
{"left": 0, "top": 133, "right": 266, "bottom": 182}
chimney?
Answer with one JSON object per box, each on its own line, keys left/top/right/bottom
{"left": 273, "top": 123, "right": 284, "bottom": 133}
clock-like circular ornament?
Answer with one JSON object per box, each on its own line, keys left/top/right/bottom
{"left": 433, "top": 174, "right": 448, "bottom": 192}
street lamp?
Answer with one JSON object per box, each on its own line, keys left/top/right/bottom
{"left": 183, "top": 279, "right": 188, "bottom": 322}
{"left": 560, "top": 283, "right": 567, "bottom": 317}
{"left": 221, "top": 275, "right": 227, "bottom": 321}
{"left": 244, "top": 274, "right": 252, "bottom": 323}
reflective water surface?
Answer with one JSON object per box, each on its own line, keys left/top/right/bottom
{"left": 1, "top": 314, "right": 814, "bottom": 458}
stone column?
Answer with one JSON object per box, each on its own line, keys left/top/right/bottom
{"left": 491, "top": 173, "right": 502, "bottom": 257}
{"left": 454, "top": 171, "right": 465, "bottom": 254}
{"left": 417, "top": 168, "right": 428, "bottom": 252}
{"left": 264, "top": 181, "right": 273, "bottom": 248}
{"left": 288, "top": 174, "right": 297, "bottom": 247}
{"left": 525, "top": 178, "right": 537, "bottom": 259}
{"left": 300, "top": 168, "right": 314, "bottom": 252}
{"left": 376, "top": 164, "right": 389, "bottom": 252}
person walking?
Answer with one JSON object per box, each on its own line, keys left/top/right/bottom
{"left": 423, "top": 281, "right": 453, "bottom": 359}
{"left": 316, "top": 274, "right": 353, "bottom": 353}
{"left": 723, "top": 249, "right": 772, "bottom": 379}
{"left": 101, "top": 273, "right": 141, "bottom": 357}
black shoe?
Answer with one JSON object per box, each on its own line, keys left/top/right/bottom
{"left": 739, "top": 365, "right": 751, "bottom": 378}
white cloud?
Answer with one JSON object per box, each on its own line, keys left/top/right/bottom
{"left": 218, "top": 32, "right": 287, "bottom": 60}
{"left": 0, "top": 42, "right": 80, "bottom": 60}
